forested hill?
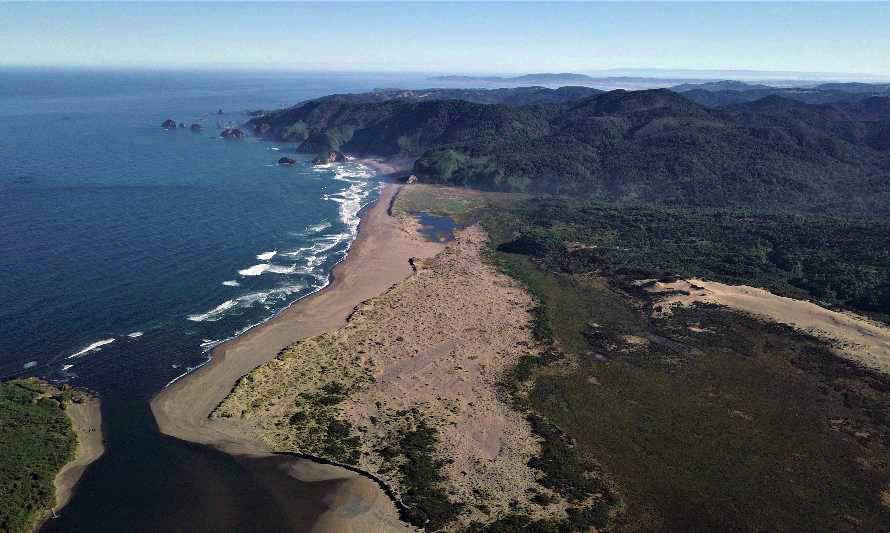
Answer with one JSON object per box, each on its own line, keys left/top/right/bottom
{"left": 674, "top": 80, "right": 890, "bottom": 108}
{"left": 249, "top": 87, "right": 890, "bottom": 216}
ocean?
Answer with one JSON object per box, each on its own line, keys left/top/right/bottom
{"left": 0, "top": 67, "right": 426, "bottom": 531}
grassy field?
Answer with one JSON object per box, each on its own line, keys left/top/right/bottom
{"left": 394, "top": 184, "right": 890, "bottom": 531}
{"left": 0, "top": 379, "right": 77, "bottom": 533}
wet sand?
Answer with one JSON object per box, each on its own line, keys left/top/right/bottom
{"left": 151, "top": 182, "right": 443, "bottom": 531}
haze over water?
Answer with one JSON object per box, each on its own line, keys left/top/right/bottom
{"left": 0, "top": 68, "right": 425, "bottom": 530}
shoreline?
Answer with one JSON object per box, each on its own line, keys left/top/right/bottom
{"left": 151, "top": 176, "right": 444, "bottom": 530}
{"left": 52, "top": 394, "right": 104, "bottom": 514}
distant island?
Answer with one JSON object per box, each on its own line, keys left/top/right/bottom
{"left": 429, "top": 72, "right": 596, "bottom": 84}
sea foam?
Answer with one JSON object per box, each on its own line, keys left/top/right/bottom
{"left": 68, "top": 338, "right": 115, "bottom": 359}
{"left": 222, "top": 280, "right": 240, "bottom": 287}
{"left": 238, "top": 264, "right": 271, "bottom": 276}
{"left": 256, "top": 251, "right": 277, "bottom": 261}
{"left": 266, "top": 264, "right": 296, "bottom": 274}
{"left": 303, "top": 221, "right": 332, "bottom": 234}
{"left": 127, "top": 331, "right": 144, "bottom": 338}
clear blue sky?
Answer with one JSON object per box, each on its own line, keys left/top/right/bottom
{"left": 2, "top": 2, "right": 889, "bottom": 77}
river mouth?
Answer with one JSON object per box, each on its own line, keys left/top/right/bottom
{"left": 41, "top": 393, "right": 340, "bottom": 533}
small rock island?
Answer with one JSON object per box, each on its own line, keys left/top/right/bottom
{"left": 220, "top": 128, "right": 244, "bottom": 140}
{"left": 312, "top": 150, "right": 347, "bottom": 165}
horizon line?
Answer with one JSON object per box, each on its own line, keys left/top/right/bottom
{"left": 2, "top": 63, "right": 890, "bottom": 82}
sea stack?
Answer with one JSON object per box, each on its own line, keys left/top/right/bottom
{"left": 220, "top": 128, "right": 244, "bottom": 140}
{"left": 161, "top": 119, "right": 177, "bottom": 129}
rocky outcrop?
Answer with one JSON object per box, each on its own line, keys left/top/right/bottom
{"left": 278, "top": 157, "right": 296, "bottom": 166}
{"left": 312, "top": 150, "right": 347, "bottom": 165}
{"left": 189, "top": 123, "right": 203, "bottom": 132}
{"left": 161, "top": 119, "right": 177, "bottom": 129}
{"left": 220, "top": 128, "right": 245, "bottom": 140}
{"left": 297, "top": 132, "right": 336, "bottom": 154}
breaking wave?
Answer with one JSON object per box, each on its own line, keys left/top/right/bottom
{"left": 68, "top": 338, "right": 115, "bottom": 359}
{"left": 305, "top": 221, "right": 332, "bottom": 234}
{"left": 168, "top": 160, "right": 380, "bottom": 388}
{"left": 187, "top": 299, "right": 237, "bottom": 322}
{"left": 238, "top": 263, "right": 270, "bottom": 276}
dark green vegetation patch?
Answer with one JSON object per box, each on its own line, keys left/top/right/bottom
{"left": 491, "top": 198, "right": 890, "bottom": 321}
{"left": 377, "top": 410, "right": 463, "bottom": 530}
{"left": 483, "top": 203, "right": 890, "bottom": 531}
{"left": 0, "top": 379, "right": 77, "bottom": 533}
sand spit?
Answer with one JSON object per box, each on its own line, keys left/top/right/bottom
{"left": 53, "top": 395, "right": 104, "bottom": 513}
{"left": 215, "top": 226, "right": 569, "bottom": 528}
{"left": 151, "top": 184, "right": 444, "bottom": 531}
{"left": 646, "top": 278, "right": 890, "bottom": 374}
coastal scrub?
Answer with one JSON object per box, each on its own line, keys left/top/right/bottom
{"left": 0, "top": 379, "right": 77, "bottom": 533}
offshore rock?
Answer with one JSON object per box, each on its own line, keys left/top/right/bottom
{"left": 312, "top": 150, "right": 347, "bottom": 165}
{"left": 220, "top": 128, "right": 245, "bottom": 140}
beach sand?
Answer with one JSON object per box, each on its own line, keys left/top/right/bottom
{"left": 53, "top": 394, "right": 104, "bottom": 512}
{"left": 151, "top": 182, "right": 444, "bottom": 531}
{"left": 216, "top": 226, "right": 566, "bottom": 527}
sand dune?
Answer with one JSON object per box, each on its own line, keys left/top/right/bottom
{"left": 647, "top": 278, "right": 890, "bottom": 374}
{"left": 216, "top": 226, "right": 569, "bottom": 528}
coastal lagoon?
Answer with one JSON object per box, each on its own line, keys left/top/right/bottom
{"left": 0, "top": 68, "right": 425, "bottom": 531}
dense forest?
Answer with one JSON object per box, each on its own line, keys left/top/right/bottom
{"left": 491, "top": 198, "right": 890, "bottom": 320}
{"left": 0, "top": 380, "right": 76, "bottom": 533}
{"left": 675, "top": 79, "right": 890, "bottom": 107}
{"left": 250, "top": 85, "right": 890, "bottom": 216}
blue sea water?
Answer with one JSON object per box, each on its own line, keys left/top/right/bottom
{"left": 0, "top": 67, "right": 428, "bottom": 531}
{"left": 0, "top": 68, "right": 429, "bottom": 385}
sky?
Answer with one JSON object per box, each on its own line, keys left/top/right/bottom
{"left": 1, "top": 2, "right": 889, "bottom": 78}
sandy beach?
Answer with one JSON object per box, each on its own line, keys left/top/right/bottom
{"left": 151, "top": 181, "right": 444, "bottom": 530}
{"left": 53, "top": 395, "right": 104, "bottom": 513}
